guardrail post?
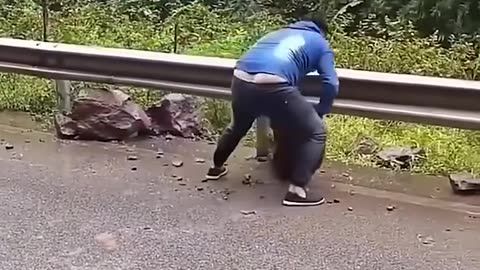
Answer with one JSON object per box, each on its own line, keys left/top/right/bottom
{"left": 255, "top": 116, "right": 270, "bottom": 159}
{"left": 55, "top": 80, "right": 71, "bottom": 113}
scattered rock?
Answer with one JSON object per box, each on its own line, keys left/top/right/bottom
{"left": 417, "top": 234, "right": 435, "bottom": 246}
{"left": 376, "top": 147, "right": 425, "bottom": 170}
{"left": 127, "top": 155, "right": 138, "bottom": 161}
{"left": 242, "top": 174, "right": 253, "bottom": 185}
{"left": 386, "top": 205, "right": 396, "bottom": 211}
{"left": 54, "top": 87, "right": 151, "bottom": 141}
{"left": 467, "top": 211, "right": 480, "bottom": 219}
{"left": 171, "top": 160, "right": 184, "bottom": 167}
{"left": 195, "top": 158, "right": 205, "bottom": 164}
{"left": 256, "top": 156, "right": 269, "bottom": 162}
{"left": 240, "top": 210, "right": 256, "bottom": 216}
{"left": 146, "top": 93, "right": 204, "bottom": 138}
{"left": 4, "top": 143, "right": 14, "bottom": 150}
{"left": 449, "top": 173, "right": 480, "bottom": 193}
{"left": 354, "top": 137, "right": 379, "bottom": 155}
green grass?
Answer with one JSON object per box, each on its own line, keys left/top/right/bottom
{"left": 0, "top": 3, "right": 479, "bottom": 176}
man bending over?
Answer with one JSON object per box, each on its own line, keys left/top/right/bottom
{"left": 205, "top": 16, "right": 339, "bottom": 207}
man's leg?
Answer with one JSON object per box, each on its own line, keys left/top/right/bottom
{"left": 206, "top": 79, "right": 258, "bottom": 180}
{"left": 267, "top": 88, "right": 327, "bottom": 206}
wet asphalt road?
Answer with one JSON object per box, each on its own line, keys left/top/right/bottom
{"left": 0, "top": 126, "right": 480, "bottom": 270}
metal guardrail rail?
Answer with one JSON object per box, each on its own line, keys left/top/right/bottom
{"left": 0, "top": 38, "right": 479, "bottom": 156}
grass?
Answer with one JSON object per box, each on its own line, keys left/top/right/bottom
{"left": 0, "top": 3, "right": 479, "bottom": 176}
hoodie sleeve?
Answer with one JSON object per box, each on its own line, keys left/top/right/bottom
{"left": 314, "top": 50, "right": 339, "bottom": 117}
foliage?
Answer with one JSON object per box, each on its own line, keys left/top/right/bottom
{"left": 0, "top": 1, "right": 479, "bottom": 176}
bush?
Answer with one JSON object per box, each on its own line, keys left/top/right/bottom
{"left": 0, "top": 2, "right": 479, "bottom": 176}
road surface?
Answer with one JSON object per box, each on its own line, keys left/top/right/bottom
{"left": 0, "top": 125, "right": 479, "bottom": 270}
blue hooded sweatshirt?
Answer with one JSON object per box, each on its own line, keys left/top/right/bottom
{"left": 235, "top": 21, "right": 339, "bottom": 117}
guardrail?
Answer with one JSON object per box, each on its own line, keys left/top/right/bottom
{"left": 0, "top": 38, "right": 479, "bottom": 157}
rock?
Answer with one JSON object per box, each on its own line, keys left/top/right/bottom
{"left": 54, "top": 87, "right": 151, "bottom": 141}
{"left": 417, "top": 234, "right": 435, "bottom": 246}
{"left": 240, "top": 210, "right": 256, "bottom": 216}
{"left": 196, "top": 187, "right": 204, "bottom": 191}
{"left": 347, "top": 207, "right": 353, "bottom": 211}
{"left": 256, "top": 156, "right": 269, "bottom": 162}
{"left": 195, "top": 158, "right": 205, "bottom": 163}
{"left": 449, "top": 173, "right": 480, "bottom": 193}
{"left": 146, "top": 93, "right": 204, "bottom": 138}
{"left": 131, "top": 166, "right": 137, "bottom": 171}
{"left": 242, "top": 174, "right": 253, "bottom": 185}
{"left": 349, "top": 190, "right": 356, "bottom": 196}
{"left": 376, "top": 147, "right": 425, "bottom": 170}
{"left": 354, "top": 137, "right": 379, "bottom": 155}
{"left": 127, "top": 155, "right": 138, "bottom": 161}
{"left": 171, "top": 160, "right": 184, "bottom": 167}
{"left": 387, "top": 205, "right": 396, "bottom": 211}
{"left": 342, "top": 173, "right": 350, "bottom": 177}
{"left": 331, "top": 184, "right": 336, "bottom": 189}
{"left": 4, "top": 143, "right": 14, "bottom": 150}
{"left": 25, "top": 139, "right": 31, "bottom": 143}
{"left": 333, "top": 199, "right": 340, "bottom": 203}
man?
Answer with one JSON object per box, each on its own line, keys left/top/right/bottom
{"left": 205, "top": 16, "right": 339, "bottom": 206}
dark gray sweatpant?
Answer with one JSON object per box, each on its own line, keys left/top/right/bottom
{"left": 212, "top": 77, "right": 327, "bottom": 187}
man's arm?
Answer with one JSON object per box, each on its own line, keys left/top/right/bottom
{"left": 314, "top": 50, "right": 339, "bottom": 117}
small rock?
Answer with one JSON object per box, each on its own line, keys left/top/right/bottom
{"left": 244, "top": 155, "right": 255, "bottom": 160}
{"left": 208, "top": 141, "right": 216, "bottom": 145}
{"left": 163, "top": 163, "right": 169, "bottom": 166}
{"left": 320, "top": 169, "right": 326, "bottom": 173}
{"left": 223, "top": 196, "right": 228, "bottom": 200}
{"left": 347, "top": 207, "right": 353, "bottom": 211}
{"left": 127, "top": 155, "right": 138, "bottom": 161}
{"left": 155, "top": 154, "right": 163, "bottom": 159}
{"left": 5, "top": 143, "right": 14, "bottom": 150}
{"left": 349, "top": 190, "right": 355, "bottom": 196}
{"left": 171, "top": 160, "right": 183, "bottom": 167}
{"left": 259, "top": 195, "right": 265, "bottom": 199}
{"left": 39, "top": 138, "right": 45, "bottom": 142}
{"left": 25, "top": 139, "right": 31, "bottom": 143}
{"left": 467, "top": 211, "right": 480, "bottom": 219}
{"left": 242, "top": 174, "right": 253, "bottom": 185}
{"left": 179, "top": 183, "right": 187, "bottom": 186}
{"left": 330, "top": 184, "right": 336, "bottom": 189}
{"left": 240, "top": 210, "right": 256, "bottom": 216}
{"left": 131, "top": 166, "right": 137, "bottom": 171}
{"left": 201, "top": 179, "right": 208, "bottom": 183}
{"left": 165, "top": 134, "right": 174, "bottom": 140}
{"left": 445, "top": 228, "right": 451, "bottom": 232}
{"left": 176, "top": 176, "right": 183, "bottom": 181}
{"left": 386, "top": 205, "right": 396, "bottom": 211}
{"left": 342, "top": 173, "right": 350, "bottom": 177}
{"left": 333, "top": 199, "right": 340, "bottom": 203}
{"left": 422, "top": 236, "right": 435, "bottom": 246}
{"left": 195, "top": 158, "right": 205, "bottom": 163}
{"left": 256, "top": 156, "right": 269, "bottom": 162}
{"left": 196, "top": 187, "right": 204, "bottom": 191}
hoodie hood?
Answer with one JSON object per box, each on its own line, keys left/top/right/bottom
{"left": 285, "top": 21, "right": 324, "bottom": 36}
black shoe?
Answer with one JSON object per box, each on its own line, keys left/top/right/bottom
{"left": 282, "top": 190, "right": 325, "bottom": 207}
{"left": 205, "top": 166, "right": 228, "bottom": 180}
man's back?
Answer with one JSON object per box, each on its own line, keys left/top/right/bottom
{"left": 235, "top": 21, "right": 334, "bottom": 86}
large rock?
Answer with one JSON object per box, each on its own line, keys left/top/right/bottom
{"left": 146, "top": 93, "right": 203, "bottom": 138}
{"left": 54, "top": 87, "right": 151, "bottom": 141}
{"left": 271, "top": 127, "right": 323, "bottom": 182}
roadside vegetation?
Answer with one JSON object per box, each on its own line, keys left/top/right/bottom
{"left": 0, "top": 0, "right": 479, "bottom": 176}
